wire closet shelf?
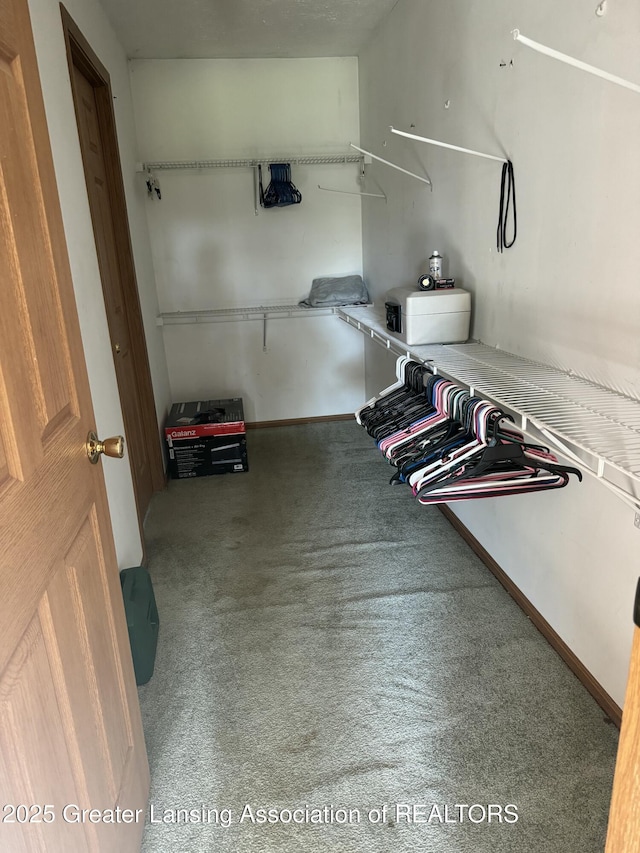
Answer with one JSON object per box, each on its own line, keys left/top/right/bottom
{"left": 139, "top": 154, "right": 363, "bottom": 171}
{"left": 157, "top": 304, "right": 338, "bottom": 325}
{"left": 337, "top": 305, "right": 640, "bottom": 511}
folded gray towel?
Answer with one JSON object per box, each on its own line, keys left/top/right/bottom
{"left": 299, "top": 275, "right": 370, "bottom": 308}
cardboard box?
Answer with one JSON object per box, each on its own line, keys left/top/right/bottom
{"left": 165, "top": 398, "right": 248, "bottom": 479}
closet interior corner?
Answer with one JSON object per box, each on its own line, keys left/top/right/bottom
{"left": 127, "top": 5, "right": 640, "bottom": 738}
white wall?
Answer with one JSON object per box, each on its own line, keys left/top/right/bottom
{"left": 358, "top": 0, "right": 640, "bottom": 705}
{"left": 129, "top": 58, "right": 365, "bottom": 421}
{"left": 27, "top": 0, "right": 171, "bottom": 566}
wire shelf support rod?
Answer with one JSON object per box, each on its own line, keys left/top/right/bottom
{"left": 511, "top": 29, "right": 640, "bottom": 95}
{"left": 389, "top": 126, "right": 507, "bottom": 163}
{"left": 349, "top": 143, "right": 432, "bottom": 186}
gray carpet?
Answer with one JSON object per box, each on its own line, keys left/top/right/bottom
{"left": 138, "top": 421, "right": 618, "bottom": 853}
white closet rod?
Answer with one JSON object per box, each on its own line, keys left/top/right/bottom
{"left": 349, "top": 143, "right": 432, "bottom": 186}
{"left": 389, "top": 126, "right": 507, "bottom": 163}
{"left": 512, "top": 29, "right": 640, "bottom": 95}
{"left": 317, "top": 184, "right": 386, "bottom": 199}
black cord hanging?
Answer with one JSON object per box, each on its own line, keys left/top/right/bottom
{"left": 496, "top": 160, "right": 516, "bottom": 252}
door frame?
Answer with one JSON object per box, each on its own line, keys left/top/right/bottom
{"left": 60, "top": 5, "right": 165, "bottom": 514}
{"left": 605, "top": 600, "right": 640, "bottom": 850}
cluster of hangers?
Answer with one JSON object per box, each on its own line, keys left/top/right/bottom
{"left": 259, "top": 163, "right": 302, "bottom": 208}
{"left": 356, "top": 356, "right": 582, "bottom": 505}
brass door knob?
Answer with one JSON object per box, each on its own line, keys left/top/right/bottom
{"left": 86, "top": 431, "right": 125, "bottom": 464}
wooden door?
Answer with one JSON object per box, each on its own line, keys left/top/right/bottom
{"left": 0, "top": 0, "right": 149, "bottom": 849}
{"left": 63, "top": 12, "right": 164, "bottom": 527}
{"left": 72, "top": 58, "right": 154, "bottom": 522}
{"left": 606, "top": 617, "right": 640, "bottom": 851}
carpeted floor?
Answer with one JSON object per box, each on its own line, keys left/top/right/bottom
{"left": 138, "top": 421, "right": 618, "bottom": 853}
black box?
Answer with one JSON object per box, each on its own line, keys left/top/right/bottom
{"left": 165, "top": 398, "right": 248, "bottom": 479}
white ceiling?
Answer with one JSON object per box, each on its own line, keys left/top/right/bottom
{"left": 99, "top": 0, "right": 401, "bottom": 59}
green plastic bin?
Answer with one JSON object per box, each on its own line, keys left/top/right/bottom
{"left": 120, "top": 566, "right": 159, "bottom": 686}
